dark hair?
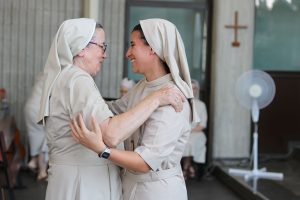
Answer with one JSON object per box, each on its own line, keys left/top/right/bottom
{"left": 132, "top": 24, "right": 149, "bottom": 46}
{"left": 96, "top": 23, "right": 103, "bottom": 29}
{"left": 89, "top": 23, "right": 104, "bottom": 43}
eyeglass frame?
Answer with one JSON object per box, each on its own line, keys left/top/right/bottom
{"left": 88, "top": 42, "right": 108, "bottom": 53}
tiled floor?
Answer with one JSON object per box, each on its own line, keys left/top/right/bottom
{"left": 246, "top": 158, "right": 300, "bottom": 200}
{"left": 260, "top": 158, "right": 300, "bottom": 197}
{"left": 217, "top": 155, "right": 300, "bottom": 200}
{"left": 186, "top": 175, "right": 242, "bottom": 200}
{"left": 5, "top": 155, "right": 299, "bottom": 200}
{"left": 14, "top": 171, "right": 47, "bottom": 200}
{"left": 8, "top": 169, "right": 241, "bottom": 200}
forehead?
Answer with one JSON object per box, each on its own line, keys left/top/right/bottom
{"left": 93, "top": 28, "right": 105, "bottom": 41}
{"left": 130, "top": 30, "right": 143, "bottom": 41}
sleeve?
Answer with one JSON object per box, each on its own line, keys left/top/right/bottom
{"left": 134, "top": 104, "right": 189, "bottom": 171}
{"left": 107, "top": 81, "right": 141, "bottom": 114}
{"left": 69, "top": 74, "right": 114, "bottom": 130}
{"left": 106, "top": 94, "right": 129, "bottom": 115}
{"left": 198, "top": 100, "right": 207, "bottom": 128}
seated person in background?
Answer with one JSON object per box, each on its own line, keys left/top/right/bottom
{"left": 120, "top": 77, "right": 135, "bottom": 97}
{"left": 24, "top": 73, "right": 48, "bottom": 181}
{"left": 0, "top": 88, "right": 10, "bottom": 119}
{"left": 182, "top": 79, "right": 208, "bottom": 180}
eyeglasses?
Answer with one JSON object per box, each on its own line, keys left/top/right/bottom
{"left": 89, "top": 42, "right": 108, "bottom": 53}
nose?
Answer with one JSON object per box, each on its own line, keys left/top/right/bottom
{"left": 125, "top": 48, "right": 131, "bottom": 59}
{"left": 102, "top": 51, "right": 107, "bottom": 58}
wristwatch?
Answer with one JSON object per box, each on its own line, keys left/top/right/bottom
{"left": 98, "top": 146, "right": 111, "bottom": 159}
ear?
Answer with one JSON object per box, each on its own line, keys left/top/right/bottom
{"left": 150, "top": 48, "right": 156, "bottom": 55}
{"left": 77, "top": 48, "right": 87, "bottom": 57}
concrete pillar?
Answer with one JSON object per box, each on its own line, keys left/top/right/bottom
{"left": 210, "top": 0, "right": 255, "bottom": 158}
{"left": 83, "top": 0, "right": 99, "bottom": 20}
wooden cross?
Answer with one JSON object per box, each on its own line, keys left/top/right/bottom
{"left": 225, "top": 11, "right": 248, "bottom": 47}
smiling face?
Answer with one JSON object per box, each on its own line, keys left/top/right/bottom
{"left": 126, "top": 30, "right": 152, "bottom": 76}
{"left": 76, "top": 28, "right": 107, "bottom": 76}
{"left": 87, "top": 28, "right": 107, "bottom": 76}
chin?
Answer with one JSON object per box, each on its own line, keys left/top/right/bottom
{"left": 94, "top": 67, "right": 101, "bottom": 75}
{"left": 91, "top": 71, "right": 99, "bottom": 77}
{"left": 132, "top": 67, "right": 138, "bottom": 74}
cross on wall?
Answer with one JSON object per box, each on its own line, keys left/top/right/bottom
{"left": 225, "top": 11, "right": 248, "bottom": 47}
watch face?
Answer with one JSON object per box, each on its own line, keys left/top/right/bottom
{"left": 101, "top": 151, "right": 110, "bottom": 159}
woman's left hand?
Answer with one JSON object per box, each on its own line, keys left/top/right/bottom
{"left": 151, "top": 84, "right": 186, "bottom": 112}
{"left": 70, "top": 114, "right": 106, "bottom": 154}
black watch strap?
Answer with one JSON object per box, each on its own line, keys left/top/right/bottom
{"left": 98, "top": 146, "right": 111, "bottom": 159}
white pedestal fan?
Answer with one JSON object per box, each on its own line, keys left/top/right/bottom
{"left": 229, "top": 70, "right": 283, "bottom": 181}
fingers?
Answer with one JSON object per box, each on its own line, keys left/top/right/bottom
{"left": 91, "top": 116, "right": 101, "bottom": 135}
{"left": 72, "top": 116, "right": 82, "bottom": 136}
{"left": 172, "top": 87, "right": 185, "bottom": 102}
{"left": 178, "top": 92, "right": 186, "bottom": 102}
{"left": 172, "top": 98, "right": 183, "bottom": 112}
{"left": 155, "top": 84, "right": 186, "bottom": 112}
{"left": 78, "top": 114, "right": 89, "bottom": 133}
{"left": 164, "top": 84, "right": 185, "bottom": 102}
{"left": 166, "top": 86, "right": 185, "bottom": 112}
{"left": 70, "top": 122, "right": 79, "bottom": 142}
{"left": 177, "top": 98, "right": 183, "bottom": 111}
{"left": 70, "top": 114, "right": 89, "bottom": 142}
{"left": 70, "top": 115, "right": 83, "bottom": 142}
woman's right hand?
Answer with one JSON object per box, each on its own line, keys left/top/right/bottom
{"left": 70, "top": 114, "right": 106, "bottom": 155}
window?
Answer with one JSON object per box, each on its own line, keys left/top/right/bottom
{"left": 254, "top": 0, "right": 300, "bottom": 71}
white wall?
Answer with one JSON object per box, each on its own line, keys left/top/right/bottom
{"left": 0, "top": 0, "right": 82, "bottom": 133}
{"left": 0, "top": 0, "right": 126, "bottom": 135}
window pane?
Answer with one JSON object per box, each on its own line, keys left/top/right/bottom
{"left": 254, "top": 0, "right": 300, "bottom": 71}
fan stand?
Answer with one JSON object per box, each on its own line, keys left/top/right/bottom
{"left": 231, "top": 70, "right": 283, "bottom": 182}
{"left": 229, "top": 122, "right": 284, "bottom": 181}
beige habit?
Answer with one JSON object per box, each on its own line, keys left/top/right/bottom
{"left": 108, "top": 18, "right": 197, "bottom": 200}
{"left": 38, "top": 18, "right": 122, "bottom": 200}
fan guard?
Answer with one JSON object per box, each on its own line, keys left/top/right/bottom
{"left": 235, "top": 70, "right": 276, "bottom": 110}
